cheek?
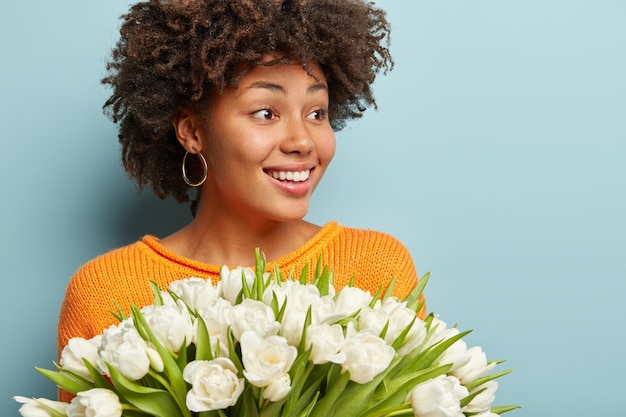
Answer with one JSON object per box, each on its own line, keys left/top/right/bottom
{"left": 318, "top": 131, "right": 337, "bottom": 164}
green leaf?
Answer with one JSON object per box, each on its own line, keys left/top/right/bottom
{"left": 298, "top": 307, "right": 314, "bottom": 352}
{"left": 359, "top": 404, "right": 413, "bottom": 417}
{"left": 107, "top": 365, "right": 185, "bottom": 417}
{"left": 83, "top": 359, "right": 115, "bottom": 389}
{"left": 269, "top": 291, "right": 280, "bottom": 318}
{"left": 241, "top": 268, "right": 253, "bottom": 300}
{"left": 294, "top": 391, "right": 320, "bottom": 417}
{"left": 118, "top": 407, "right": 154, "bottom": 417}
{"left": 239, "top": 385, "right": 260, "bottom": 417}
{"left": 491, "top": 405, "right": 522, "bottom": 414}
{"left": 404, "top": 272, "right": 429, "bottom": 312}
{"left": 299, "top": 261, "right": 311, "bottom": 284}
{"left": 255, "top": 247, "right": 267, "bottom": 301}
{"left": 381, "top": 277, "right": 397, "bottom": 303}
{"left": 110, "top": 300, "right": 127, "bottom": 322}
{"left": 306, "top": 370, "right": 350, "bottom": 417}
{"left": 464, "top": 368, "right": 513, "bottom": 392}
{"left": 275, "top": 293, "right": 289, "bottom": 324}
{"left": 259, "top": 397, "right": 287, "bottom": 417}
{"left": 348, "top": 273, "right": 356, "bottom": 288}
{"left": 272, "top": 262, "right": 284, "bottom": 285}
{"left": 265, "top": 269, "right": 274, "bottom": 289}
{"left": 324, "top": 362, "right": 342, "bottom": 388}
{"left": 227, "top": 328, "right": 244, "bottom": 373}
{"left": 382, "top": 363, "right": 452, "bottom": 400}
{"left": 149, "top": 280, "right": 165, "bottom": 306}
{"left": 378, "top": 320, "right": 390, "bottom": 341}
{"left": 35, "top": 367, "right": 93, "bottom": 395}
{"left": 315, "top": 264, "right": 333, "bottom": 296}
{"left": 391, "top": 316, "right": 418, "bottom": 351}
{"left": 326, "top": 360, "right": 400, "bottom": 417}
{"left": 313, "top": 255, "right": 323, "bottom": 282}
{"left": 413, "top": 299, "right": 426, "bottom": 318}
{"left": 369, "top": 284, "right": 384, "bottom": 309}
{"left": 130, "top": 305, "right": 189, "bottom": 415}
{"left": 460, "top": 386, "right": 486, "bottom": 408}
{"left": 176, "top": 338, "right": 189, "bottom": 372}
{"left": 283, "top": 352, "right": 314, "bottom": 414}
{"left": 284, "top": 374, "right": 324, "bottom": 417}
{"left": 395, "top": 330, "right": 472, "bottom": 377}
{"left": 194, "top": 316, "right": 215, "bottom": 362}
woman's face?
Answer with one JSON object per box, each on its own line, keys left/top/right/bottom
{"left": 196, "top": 59, "right": 336, "bottom": 225}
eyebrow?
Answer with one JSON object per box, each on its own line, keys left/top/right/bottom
{"left": 244, "top": 81, "right": 328, "bottom": 94}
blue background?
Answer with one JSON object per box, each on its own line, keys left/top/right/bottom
{"left": 2, "top": 1, "right": 624, "bottom": 416}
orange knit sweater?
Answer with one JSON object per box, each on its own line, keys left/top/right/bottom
{"left": 58, "top": 222, "right": 424, "bottom": 400}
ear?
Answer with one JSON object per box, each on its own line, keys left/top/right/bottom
{"left": 173, "top": 108, "right": 204, "bottom": 153}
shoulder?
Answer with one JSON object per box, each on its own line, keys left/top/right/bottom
{"left": 69, "top": 240, "right": 148, "bottom": 284}
{"left": 323, "top": 224, "right": 418, "bottom": 298}
{"left": 65, "top": 236, "right": 185, "bottom": 303}
{"left": 59, "top": 240, "right": 149, "bottom": 346}
{"left": 334, "top": 225, "right": 414, "bottom": 260}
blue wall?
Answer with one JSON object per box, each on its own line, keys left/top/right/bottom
{"left": 2, "top": 1, "right": 624, "bottom": 415}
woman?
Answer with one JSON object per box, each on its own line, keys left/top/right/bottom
{"left": 58, "top": 0, "right": 424, "bottom": 401}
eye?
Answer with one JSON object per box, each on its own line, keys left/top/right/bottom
{"left": 251, "top": 108, "right": 276, "bottom": 120}
{"left": 308, "top": 108, "right": 328, "bottom": 121}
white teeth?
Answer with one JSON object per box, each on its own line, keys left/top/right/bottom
{"left": 270, "top": 170, "right": 310, "bottom": 182}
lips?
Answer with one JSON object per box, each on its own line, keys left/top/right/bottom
{"left": 265, "top": 169, "right": 311, "bottom": 182}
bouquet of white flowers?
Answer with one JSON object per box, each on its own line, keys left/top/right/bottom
{"left": 15, "top": 250, "right": 518, "bottom": 417}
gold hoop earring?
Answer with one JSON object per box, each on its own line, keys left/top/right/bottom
{"left": 182, "top": 151, "right": 208, "bottom": 187}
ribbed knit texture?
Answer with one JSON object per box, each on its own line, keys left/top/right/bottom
{"left": 57, "top": 222, "right": 424, "bottom": 401}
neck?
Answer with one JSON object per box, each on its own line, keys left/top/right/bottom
{"left": 160, "top": 202, "right": 320, "bottom": 268}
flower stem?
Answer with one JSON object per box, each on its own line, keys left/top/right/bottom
{"left": 360, "top": 404, "right": 412, "bottom": 417}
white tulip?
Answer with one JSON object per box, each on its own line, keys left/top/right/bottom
{"left": 340, "top": 330, "right": 395, "bottom": 383}
{"left": 218, "top": 266, "right": 256, "bottom": 304}
{"left": 183, "top": 358, "right": 244, "bottom": 412}
{"left": 60, "top": 335, "right": 101, "bottom": 380}
{"left": 333, "top": 286, "right": 374, "bottom": 317}
{"left": 270, "top": 281, "right": 321, "bottom": 314}
{"left": 141, "top": 299, "right": 194, "bottom": 352}
{"left": 240, "top": 330, "right": 297, "bottom": 387}
{"left": 263, "top": 373, "right": 292, "bottom": 401}
{"left": 279, "top": 309, "right": 308, "bottom": 346}
{"left": 359, "top": 297, "right": 415, "bottom": 344}
{"left": 437, "top": 340, "right": 473, "bottom": 374}
{"left": 305, "top": 323, "right": 346, "bottom": 365}
{"left": 270, "top": 281, "right": 340, "bottom": 329}
{"left": 229, "top": 298, "right": 280, "bottom": 341}
{"left": 14, "top": 396, "right": 68, "bottom": 417}
{"left": 197, "top": 298, "right": 233, "bottom": 356}
{"left": 97, "top": 319, "right": 151, "bottom": 380}
{"left": 464, "top": 381, "right": 498, "bottom": 414}
{"left": 168, "top": 277, "right": 219, "bottom": 312}
{"left": 66, "top": 388, "right": 122, "bottom": 417}
{"left": 450, "top": 346, "right": 496, "bottom": 384}
{"left": 408, "top": 375, "right": 469, "bottom": 417}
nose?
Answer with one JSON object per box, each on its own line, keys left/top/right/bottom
{"left": 279, "top": 118, "right": 315, "bottom": 155}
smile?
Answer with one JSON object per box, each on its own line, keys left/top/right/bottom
{"left": 266, "top": 169, "right": 311, "bottom": 182}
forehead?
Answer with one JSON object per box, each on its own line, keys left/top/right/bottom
{"left": 240, "top": 57, "right": 327, "bottom": 86}
{"left": 223, "top": 63, "right": 328, "bottom": 103}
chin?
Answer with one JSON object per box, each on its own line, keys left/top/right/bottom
{"left": 269, "top": 208, "right": 309, "bottom": 223}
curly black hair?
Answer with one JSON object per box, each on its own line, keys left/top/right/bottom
{"left": 103, "top": 0, "right": 393, "bottom": 208}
